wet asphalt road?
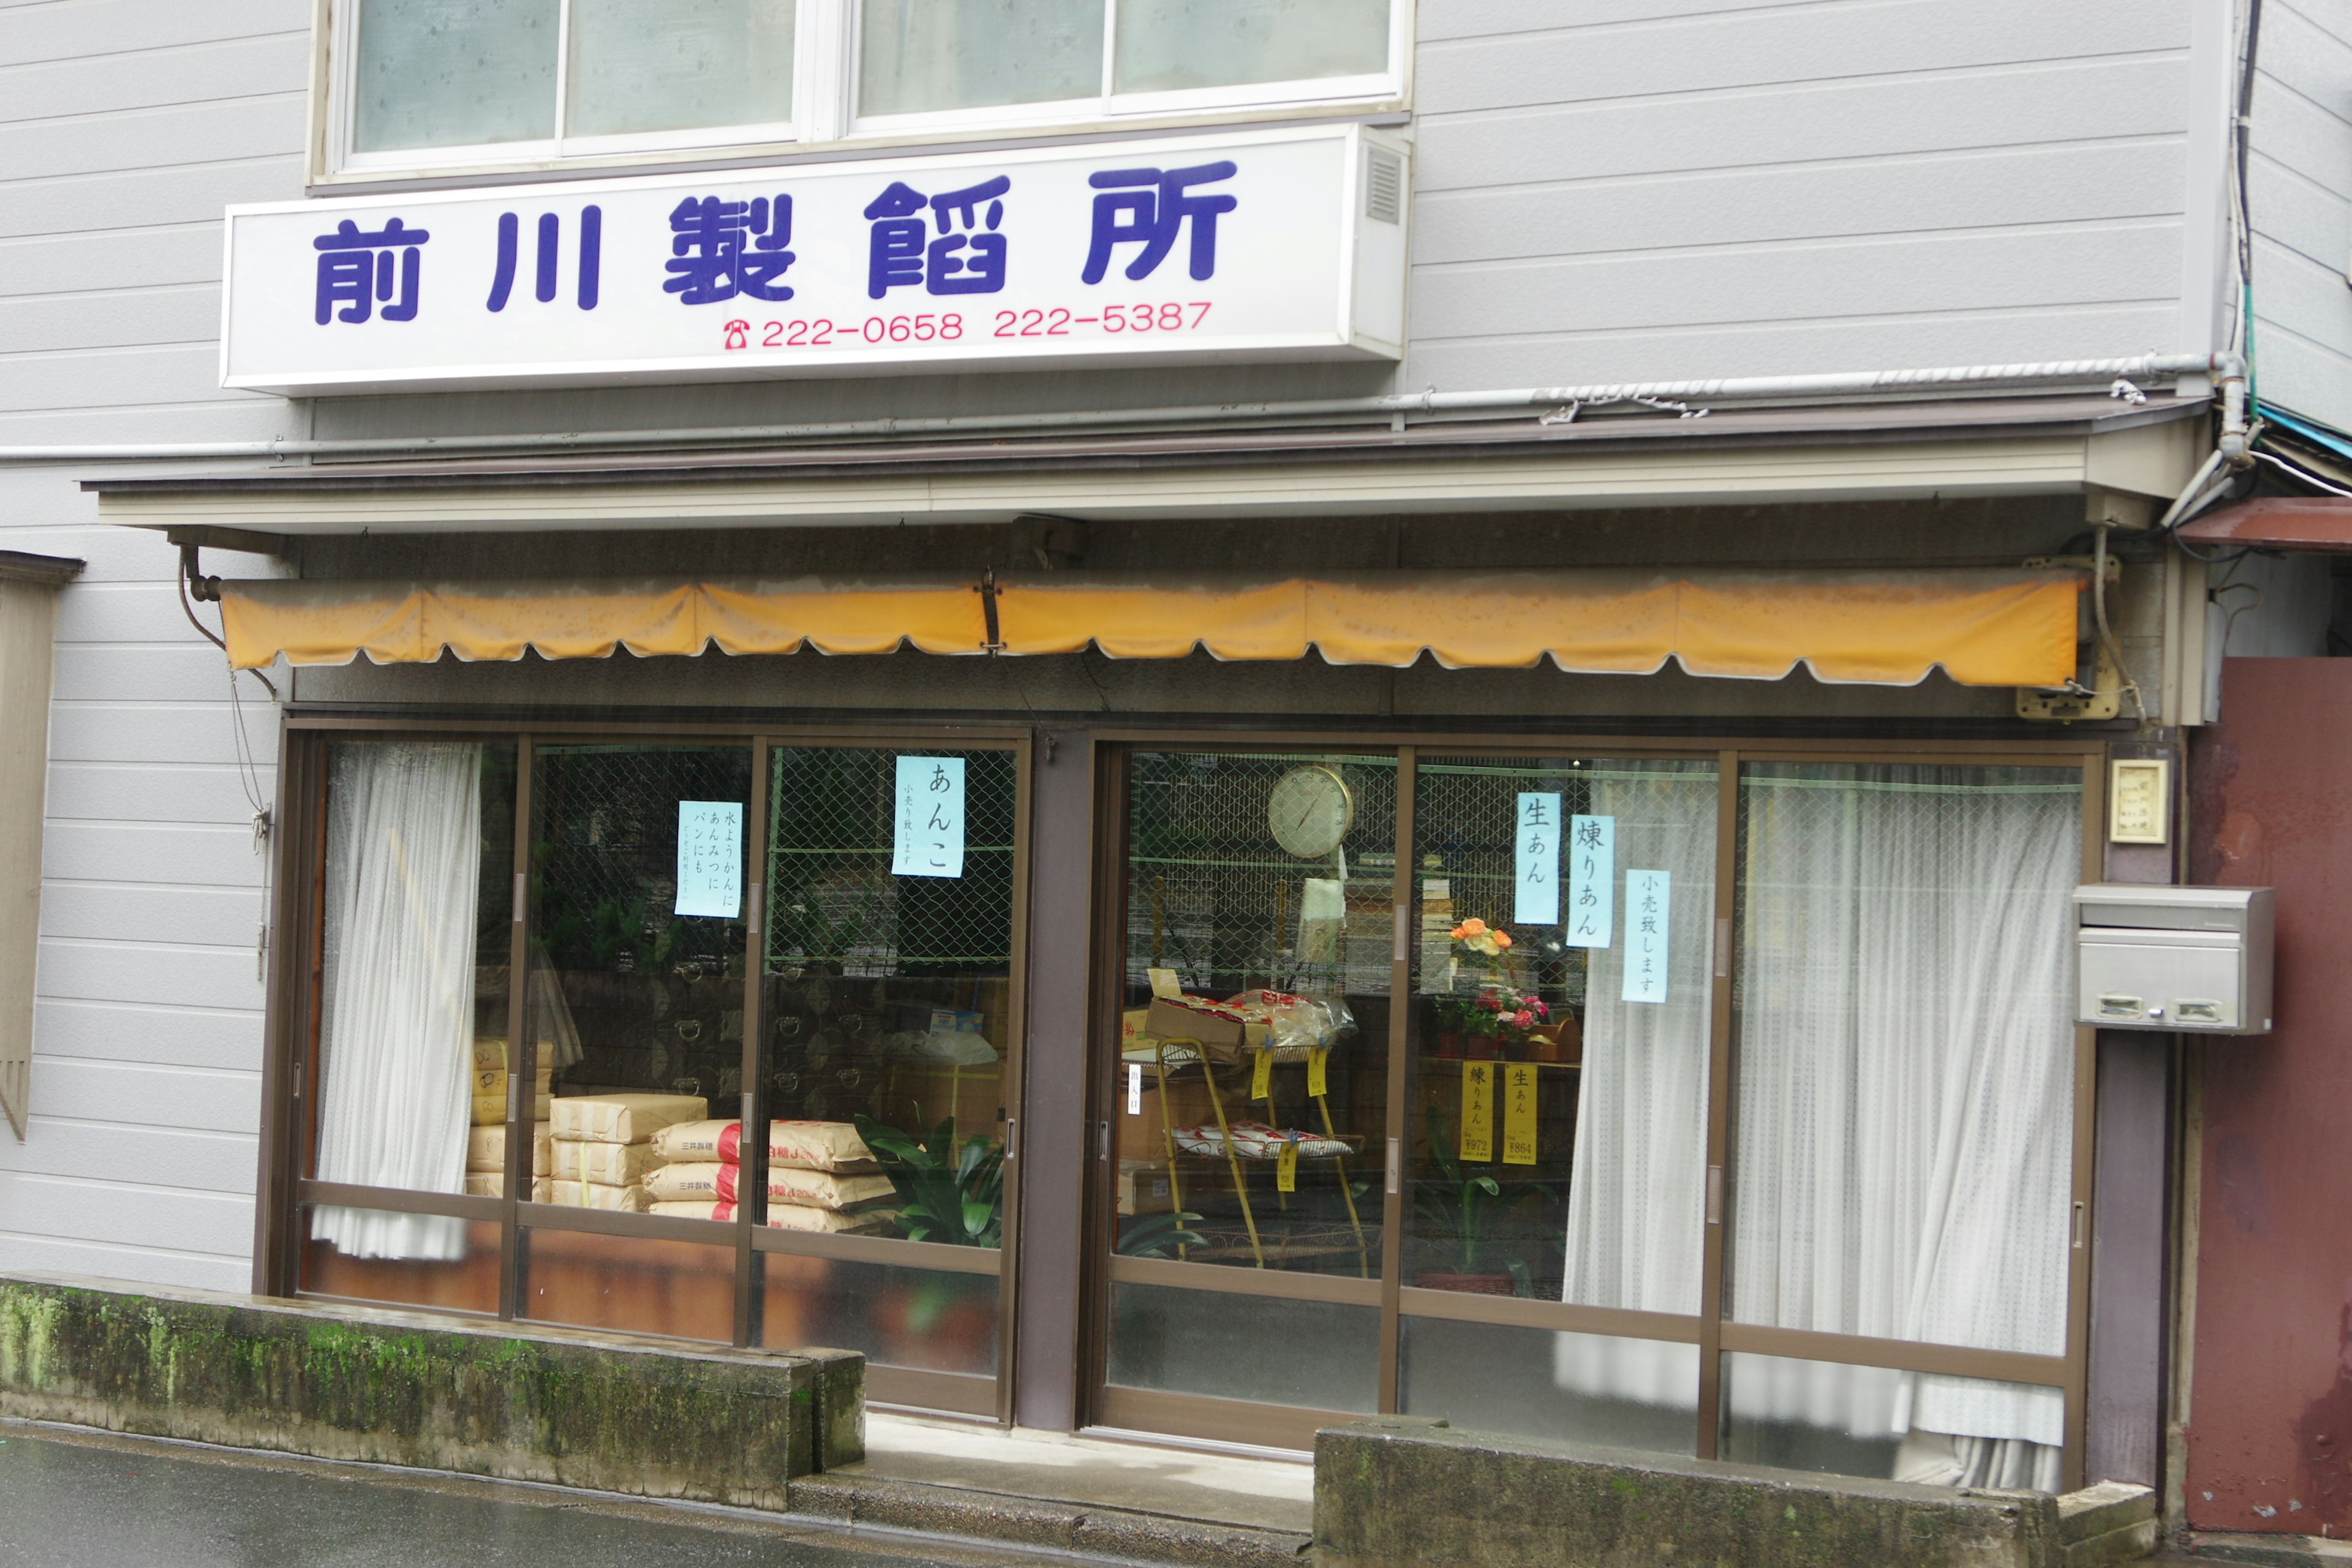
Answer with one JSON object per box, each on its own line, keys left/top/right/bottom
{"left": 0, "top": 1428, "right": 1078, "bottom": 1568}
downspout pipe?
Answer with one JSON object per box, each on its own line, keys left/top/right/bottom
{"left": 0, "top": 352, "right": 2237, "bottom": 464}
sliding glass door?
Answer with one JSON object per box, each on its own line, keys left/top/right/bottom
{"left": 1091, "top": 741, "right": 2098, "bottom": 1488}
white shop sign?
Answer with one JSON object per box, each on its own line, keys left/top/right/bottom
{"left": 221, "top": 126, "right": 1407, "bottom": 397}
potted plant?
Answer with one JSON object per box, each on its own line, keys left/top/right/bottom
{"left": 853, "top": 1114, "right": 1005, "bottom": 1369}
{"left": 1412, "top": 1105, "right": 1550, "bottom": 1295}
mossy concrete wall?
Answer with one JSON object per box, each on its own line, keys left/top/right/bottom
{"left": 1317, "top": 1418, "right": 2063, "bottom": 1568}
{"left": 0, "top": 1272, "right": 862, "bottom": 1511}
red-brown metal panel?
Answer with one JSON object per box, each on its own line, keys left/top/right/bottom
{"left": 2188, "top": 658, "right": 2352, "bottom": 1535}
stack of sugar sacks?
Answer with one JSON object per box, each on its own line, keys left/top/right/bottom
{"left": 645, "top": 1118, "right": 895, "bottom": 1232}
{"left": 462, "top": 1121, "right": 550, "bottom": 1198}
{"left": 543, "top": 1093, "right": 707, "bottom": 1213}
{"left": 470, "top": 1039, "right": 552, "bottom": 1128}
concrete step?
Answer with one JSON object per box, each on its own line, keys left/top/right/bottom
{"left": 790, "top": 1413, "right": 1313, "bottom": 1568}
{"left": 2062, "top": 1482, "right": 2160, "bottom": 1568}
{"left": 2180, "top": 1531, "right": 2352, "bottom": 1568}
{"left": 788, "top": 1471, "right": 1311, "bottom": 1568}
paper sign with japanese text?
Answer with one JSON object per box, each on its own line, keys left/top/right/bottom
{"left": 1621, "top": 869, "right": 1672, "bottom": 1005}
{"left": 1565, "top": 815, "right": 1616, "bottom": 949}
{"left": 673, "top": 801, "right": 743, "bottom": 918}
{"left": 1513, "top": 791, "right": 1562, "bottom": 927}
{"left": 892, "top": 755, "right": 966, "bottom": 878}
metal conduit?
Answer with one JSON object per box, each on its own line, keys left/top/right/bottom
{"left": 0, "top": 353, "right": 2242, "bottom": 465}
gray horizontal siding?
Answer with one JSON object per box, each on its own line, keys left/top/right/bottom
{"left": 1398, "top": 0, "right": 2195, "bottom": 388}
{"left": 2248, "top": 0, "right": 2352, "bottom": 429}
{"left": 0, "top": 1, "right": 299, "bottom": 1293}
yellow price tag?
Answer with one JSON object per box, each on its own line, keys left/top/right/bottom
{"left": 1148, "top": 967, "right": 1183, "bottom": 999}
{"left": 1461, "top": 1061, "right": 1494, "bottom": 1163}
{"left": 1502, "top": 1063, "right": 1539, "bottom": 1166}
{"left": 1277, "top": 1137, "right": 1299, "bottom": 1193}
{"left": 1307, "top": 1046, "right": 1329, "bottom": 1098}
{"left": 1251, "top": 1047, "right": 1275, "bottom": 1100}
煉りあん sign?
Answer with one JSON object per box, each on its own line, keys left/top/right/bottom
{"left": 221, "top": 126, "right": 1407, "bottom": 396}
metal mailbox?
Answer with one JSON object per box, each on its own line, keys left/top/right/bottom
{"left": 2074, "top": 884, "right": 2274, "bottom": 1034}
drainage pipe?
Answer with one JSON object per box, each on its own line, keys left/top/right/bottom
{"left": 0, "top": 352, "right": 2241, "bottom": 464}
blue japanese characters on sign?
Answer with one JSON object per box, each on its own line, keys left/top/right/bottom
{"left": 864, "top": 176, "right": 1012, "bottom": 299}
{"left": 1082, "top": 161, "right": 1238, "bottom": 284}
{"left": 488, "top": 207, "right": 601, "bottom": 312}
{"left": 664, "top": 194, "right": 797, "bottom": 305}
{"left": 313, "top": 217, "right": 430, "bottom": 325}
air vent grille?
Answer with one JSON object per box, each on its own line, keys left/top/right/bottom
{"left": 1364, "top": 148, "right": 1403, "bottom": 225}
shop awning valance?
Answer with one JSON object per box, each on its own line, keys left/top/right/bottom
{"left": 217, "top": 568, "right": 2083, "bottom": 687}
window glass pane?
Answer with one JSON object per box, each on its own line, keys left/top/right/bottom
{"left": 760, "top": 747, "right": 1016, "bottom": 1268}
{"left": 1400, "top": 1317, "right": 1698, "bottom": 1454}
{"left": 1406, "top": 758, "right": 1714, "bottom": 1311}
{"left": 1119, "top": 752, "right": 1393, "bottom": 1276}
{"left": 529, "top": 745, "right": 750, "bottom": 1215}
{"left": 1730, "top": 764, "right": 2079, "bottom": 1378}
{"left": 858, "top": 0, "right": 1102, "bottom": 116}
{"left": 1108, "top": 1282, "right": 1377, "bottom": 1411}
{"left": 311, "top": 743, "right": 516, "bottom": 1244}
{"left": 568, "top": 0, "right": 796, "bottom": 138}
{"left": 746, "top": 748, "right": 1016, "bottom": 1374}
{"left": 301, "top": 1207, "right": 501, "bottom": 1314}
{"left": 1114, "top": 0, "right": 1389, "bottom": 94}
{"left": 1722, "top": 1352, "right": 2064, "bottom": 1493}
{"left": 352, "top": 0, "right": 559, "bottom": 153}
{"left": 761, "top": 1255, "right": 999, "bottom": 1376}
{"left": 522, "top": 1227, "right": 736, "bottom": 1342}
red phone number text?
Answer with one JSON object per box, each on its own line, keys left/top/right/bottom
{"left": 718, "top": 301, "right": 1213, "bottom": 351}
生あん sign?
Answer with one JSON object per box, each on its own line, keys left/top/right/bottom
{"left": 221, "top": 126, "right": 1407, "bottom": 396}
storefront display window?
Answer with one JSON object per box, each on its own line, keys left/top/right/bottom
{"left": 1096, "top": 743, "right": 2087, "bottom": 1477}
{"left": 307, "top": 741, "right": 516, "bottom": 1268}
{"left": 1116, "top": 752, "right": 1394, "bottom": 1276}
{"left": 286, "top": 729, "right": 1021, "bottom": 1401}
{"left": 1727, "top": 763, "right": 2082, "bottom": 1493}
{"left": 276, "top": 725, "right": 2090, "bottom": 1480}
{"left": 753, "top": 745, "right": 1016, "bottom": 1390}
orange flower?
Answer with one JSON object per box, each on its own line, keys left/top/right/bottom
{"left": 1493, "top": 930, "right": 1514, "bottom": 949}
{"left": 1452, "top": 918, "right": 1487, "bottom": 938}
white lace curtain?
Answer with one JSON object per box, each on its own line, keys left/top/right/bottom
{"left": 1556, "top": 763, "right": 1716, "bottom": 1409}
{"left": 1555, "top": 764, "right": 2078, "bottom": 1491}
{"left": 1730, "top": 765, "right": 2079, "bottom": 1492}
{"left": 311, "top": 742, "right": 484, "bottom": 1262}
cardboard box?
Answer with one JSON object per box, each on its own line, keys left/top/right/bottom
{"left": 1118, "top": 1161, "right": 1178, "bottom": 1216}
{"left": 1145, "top": 997, "right": 1268, "bottom": 1062}
{"left": 886, "top": 1062, "right": 1006, "bottom": 1138}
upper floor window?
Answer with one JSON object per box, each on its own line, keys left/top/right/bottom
{"left": 331, "top": 0, "right": 1406, "bottom": 176}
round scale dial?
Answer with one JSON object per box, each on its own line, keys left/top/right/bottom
{"left": 1268, "top": 765, "right": 1355, "bottom": 859}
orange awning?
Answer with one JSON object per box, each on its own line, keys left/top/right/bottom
{"left": 217, "top": 568, "right": 2082, "bottom": 687}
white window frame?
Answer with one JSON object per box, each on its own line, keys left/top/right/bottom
{"left": 313, "top": 0, "right": 1411, "bottom": 185}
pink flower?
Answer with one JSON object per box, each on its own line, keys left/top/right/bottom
{"left": 1512, "top": 1010, "right": 1534, "bottom": 1028}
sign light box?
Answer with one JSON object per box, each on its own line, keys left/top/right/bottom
{"left": 221, "top": 126, "right": 1408, "bottom": 396}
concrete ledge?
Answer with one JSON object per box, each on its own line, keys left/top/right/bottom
{"left": 2061, "top": 1482, "right": 2158, "bottom": 1568}
{"left": 790, "top": 1471, "right": 1311, "bottom": 1567}
{"left": 0, "top": 1272, "right": 862, "bottom": 1511}
{"left": 1316, "top": 1417, "right": 2062, "bottom": 1568}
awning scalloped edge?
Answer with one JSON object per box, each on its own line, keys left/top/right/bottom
{"left": 217, "top": 568, "right": 2084, "bottom": 688}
